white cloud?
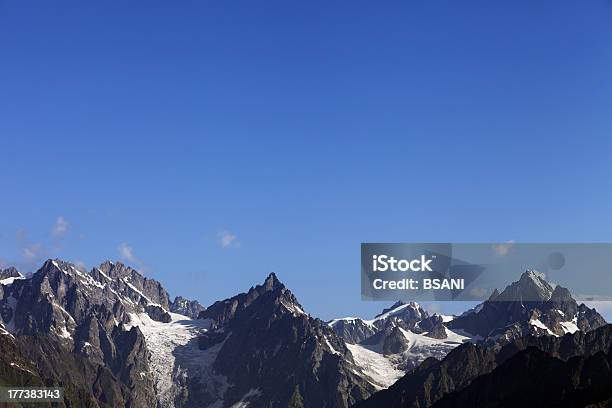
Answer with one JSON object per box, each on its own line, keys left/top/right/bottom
{"left": 52, "top": 216, "right": 69, "bottom": 237}
{"left": 118, "top": 242, "right": 138, "bottom": 263}
{"left": 217, "top": 230, "right": 238, "bottom": 249}
{"left": 15, "top": 228, "right": 27, "bottom": 240}
{"left": 22, "top": 243, "right": 43, "bottom": 261}
{"left": 492, "top": 241, "right": 514, "bottom": 257}
{"left": 467, "top": 287, "right": 490, "bottom": 299}
{"left": 423, "top": 302, "right": 445, "bottom": 314}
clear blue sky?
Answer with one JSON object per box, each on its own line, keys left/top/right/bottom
{"left": 1, "top": 1, "right": 612, "bottom": 321}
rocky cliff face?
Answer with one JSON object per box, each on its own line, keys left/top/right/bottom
{"left": 356, "top": 324, "right": 612, "bottom": 408}
{"left": 433, "top": 336, "right": 612, "bottom": 407}
{"left": 1, "top": 262, "right": 378, "bottom": 408}
{"left": 0, "top": 260, "right": 166, "bottom": 407}
{"left": 95, "top": 260, "right": 172, "bottom": 312}
{"left": 329, "top": 302, "right": 430, "bottom": 345}
{"left": 196, "top": 273, "right": 376, "bottom": 408}
{"left": 0, "top": 266, "right": 22, "bottom": 280}
{"left": 329, "top": 302, "right": 468, "bottom": 385}
{"left": 448, "top": 270, "right": 606, "bottom": 342}
{"left": 354, "top": 269, "right": 610, "bottom": 408}
{"left": 170, "top": 296, "right": 205, "bottom": 318}
{"left": 1, "top": 261, "right": 609, "bottom": 408}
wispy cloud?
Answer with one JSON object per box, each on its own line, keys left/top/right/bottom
{"left": 73, "top": 259, "right": 87, "bottom": 270}
{"left": 423, "top": 302, "right": 445, "bottom": 315}
{"left": 118, "top": 242, "right": 138, "bottom": 263}
{"left": 15, "top": 228, "right": 27, "bottom": 241}
{"left": 52, "top": 216, "right": 70, "bottom": 237}
{"left": 492, "top": 240, "right": 514, "bottom": 257}
{"left": 217, "top": 230, "right": 238, "bottom": 249}
{"left": 22, "top": 243, "right": 44, "bottom": 261}
{"left": 467, "top": 287, "right": 491, "bottom": 299}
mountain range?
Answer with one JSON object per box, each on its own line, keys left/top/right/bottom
{"left": 0, "top": 260, "right": 609, "bottom": 407}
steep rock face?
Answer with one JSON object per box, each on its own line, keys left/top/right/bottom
{"left": 356, "top": 270, "right": 611, "bottom": 407}
{"left": 355, "top": 343, "right": 498, "bottom": 408}
{"left": 0, "top": 266, "right": 22, "bottom": 281}
{"left": 1, "top": 264, "right": 380, "bottom": 408}
{"left": 328, "top": 318, "right": 377, "bottom": 344}
{"left": 1, "top": 259, "right": 171, "bottom": 334}
{"left": 423, "top": 316, "right": 448, "bottom": 340}
{"left": 0, "top": 330, "right": 103, "bottom": 407}
{"left": 196, "top": 273, "right": 376, "bottom": 408}
{"left": 433, "top": 347, "right": 612, "bottom": 408}
{"left": 330, "top": 302, "right": 431, "bottom": 344}
{"left": 1, "top": 319, "right": 155, "bottom": 407}
{"left": 495, "top": 269, "right": 555, "bottom": 302}
{"left": 448, "top": 269, "right": 606, "bottom": 341}
{"left": 170, "top": 296, "right": 205, "bottom": 319}
{"left": 0, "top": 267, "right": 24, "bottom": 300}
{"left": 331, "top": 303, "right": 467, "bottom": 385}
{"left": 381, "top": 326, "right": 411, "bottom": 355}
{"left": 0, "top": 259, "right": 158, "bottom": 407}
{"left": 95, "top": 261, "right": 171, "bottom": 311}
{"left": 355, "top": 324, "right": 612, "bottom": 408}
{"left": 146, "top": 304, "right": 172, "bottom": 322}
{"left": 373, "top": 302, "right": 429, "bottom": 332}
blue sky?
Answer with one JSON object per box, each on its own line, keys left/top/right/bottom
{"left": 1, "top": 1, "right": 612, "bottom": 321}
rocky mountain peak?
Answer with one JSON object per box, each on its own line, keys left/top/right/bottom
{"left": 169, "top": 296, "right": 205, "bottom": 319}
{"left": 199, "top": 272, "right": 299, "bottom": 328}
{"left": 377, "top": 301, "right": 407, "bottom": 317}
{"left": 98, "top": 260, "right": 134, "bottom": 279}
{"left": 262, "top": 272, "right": 283, "bottom": 291}
{"left": 488, "top": 288, "right": 500, "bottom": 301}
{"left": 495, "top": 269, "right": 554, "bottom": 302}
{"left": 382, "top": 326, "right": 410, "bottom": 355}
{"left": 0, "top": 267, "right": 21, "bottom": 280}
{"left": 550, "top": 285, "right": 572, "bottom": 302}
{"left": 448, "top": 269, "right": 606, "bottom": 340}
{"left": 196, "top": 272, "right": 375, "bottom": 407}
{"left": 0, "top": 267, "right": 24, "bottom": 288}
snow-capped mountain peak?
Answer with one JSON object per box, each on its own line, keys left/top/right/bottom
{"left": 0, "top": 267, "right": 24, "bottom": 286}
{"left": 448, "top": 270, "right": 606, "bottom": 340}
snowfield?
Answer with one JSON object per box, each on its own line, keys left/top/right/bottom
{"left": 127, "top": 312, "right": 228, "bottom": 408}
{"left": 560, "top": 318, "right": 579, "bottom": 334}
{"left": 348, "top": 326, "right": 472, "bottom": 388}
{"left": 0, "top": 273, "right": 25, "bottom": 286}
{"left": 346, "top": 343, "right": 404, "bottom": 388}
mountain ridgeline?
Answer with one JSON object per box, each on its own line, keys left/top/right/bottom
{"left": 356, "top": 270, "right": 610, "bottom": 408}
{"left": 0, "top": 261, "right": 609, "bottom": 407}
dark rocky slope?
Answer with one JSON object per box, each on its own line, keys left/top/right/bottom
{"left": 195, "top": 273, "right": 376, "bottom": 408}
{"left": 355, "top": 324, "right": 612, "bottom": 408}
{"left": 433, "top": 346, "right": 612, "bottom": 407}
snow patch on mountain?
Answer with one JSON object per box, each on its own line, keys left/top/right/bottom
{"left": 366, "top": 302, "right": 424, "bottom": 324}
{"left": 230, "top": 388, "right": 262, "bottom": 408}
{"left": 127, "top": 312, "right": 227, "bottom": 408}
{"left": 347, "top": 343, "right": 404, "bottom": 389}
{"left": 560, "top": 318, "right": 579, "bottom": 334}
{"left": 329, "top": 317, "right": 375, "bottom": 328}
{"left": 440, "top": 314, "right": 455, "bottom": 323}
{"left": 0, "top": 322, "right": 13, "bottom": 338}
{"left": 394, "top": 327, "right": 471, "bottom": 358}
{"left": 0, "top": 275, "right": 25, "bottom": 286}
{"left": 348, "top": 326, "right": 472, "bottom": 388}
{"left": 529, "top": 318, "right": 558, "bottom": 336}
